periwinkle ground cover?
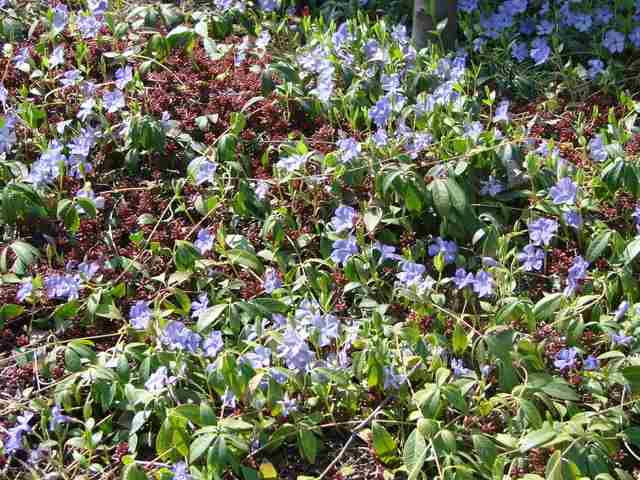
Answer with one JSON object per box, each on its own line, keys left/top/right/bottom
{"left": 2, "top": 0, "right": 640, "bottom": 479}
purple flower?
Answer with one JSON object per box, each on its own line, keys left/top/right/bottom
{"left": 243, "top": 345, "right": 271, "bottom": 368}
{"left": 397, "top": 261, "right": 426, "bottom": 287}
{"left": 583, "top": 355, "right": 599, "bottom": 371}
{"left": 528, "top": 218, "right": 558, "bottom": 246}
{"left": 52, "top": 4, "right": 68, "bottom": 30}
{"left": 330, "top": 205, "right": 357, "bottom": 233}
{"left": 512, "top": 41, "right": 529, "bottom": 62}
{"left": 129, "top": 300, "right": 152, "bottom": 329}
{"left": 336, "top": 138, "right": 361, "bottom": 163}
{"left": 191, "top": 293, "right": 209, "bottom": 319}
{"left": 114, "top": 65, "right": 133, "bottom": 89}
{"left": 60, "top": 69, "right": 83, "bottom": 87}
{"left": 633, "top": 205, "right": 640, "bottom": 233}
{"left": 594, "top": 7, "right": 613, "bottom": 25}
{"left": 171, "top": 461, "right": 193, "bottom": 480}
{"left": 44, "top": 274, "right": 82, "bottom": 300}
{"left": 77, "top": 14, "right": 102, "bottom": 38}
{"left": 254, "top": 181, "right": 270, "bottom": 200}
{"left": 536, "top": 20, "right": 553, "bottom": 36}
{"left": 464, "top": 121, "right": 484, "bottom": 142}
{"left": 614, "top": 301, "right": 630, "bottom": 321}
{"left": 554, "top": 347, "right": 578, "bottom": 371}
{"left": 194, "top": 229, "right": 214, "bottom": 255}
{"left": 589, "top": 134, "right": 608, "bottom": 162}
{"left": 373, "top": 242, "right": 401, "bottom": 262}
{"left": 103, "top": 89, "right": 125, "bottom": 113}
{"left": 453, "top": 268, "right": 475, "bottom": 289}
{"left": 194, "top": 158, "right": 218, "bottom": 185}
{"left": 203, "top": 331, "right": 223, "bottom": 357}
{"left": 564, "top": 256, "right": 589, "bottom": 296}
{"left": 603, "top": 30, "right": 625, "bottom": 54}
{"left": 451, "top": 358, "right": 470, "bottom": 377}
{"left": 473, "top": 270, "right": 494, "bottom": 297}
{"left": 258, "top": 0, "right": 278, "bottom": 11}
{"left": 88, "top": 0, "right": 108, "bottom": 15}
{"left": 13, "top": 48, "right": 30, "bottom": 70}
{"left": 610, "top": 332, "right": 633, "bottom": 347}
{"left": 458, "top": 0, "right": 478, "bottom": 13}
{"left": 330, "top": 236, "right": 359, "bottom": 265}
{"left": 161, "top": 320, "right": 201, "bottom": 352}
{"left": 530, "top": 37, "right": 551, "bottom": 65}
{"left": 16, "top": 278, "right": 33, "bottom": 302}
{"left": 77, "top": 98, "right": 95, "bottom": 122}
{"left": 549, "top": 177, "right": 577, "bottom": 205}
{"left": 78, "top": 261, "right": 100, "bottom": 280}
{"left": 221, "top": 388, "right": 237, "bottom": 409}
{"left": 263, "top": 268, "right": 282, "bottom": 293}
{"left": 564, "top": 210, "right": 583, "bottom": 229}
{"left": 4, "top": 411, "right": 34, "bottom": 455}
{"left": 480, "top": 176, "right": 505, "bottom": 197}
{"left": 587, "top": 59, "right": 604, "bottom": 80}
{"left": 276, "top": 153, "right": 309, "bottom": 172}
{"left": 373, "top": 129, "right": 388, "bottom": 147}
{"left": 428, "top": 237, "right": 458, "bottom": 264}
{"left": 277, "top": 328, "right": 315, "bottom": 372}
{"left": 493, "top": 100, "right": 510, "bottom": 123}
{"left": 49, "top": 45, "right": 65, "bottom": 68}
{"left": 277, "top": 393, "right": 298, "bottom": 417}
{"left": 517, "top": 244, "right": 544, "bottom": 271}
{"left": 630, "top": 27, "right": 640, "bottom": 49}
{"left": 369, "top": 95, "right": 392, "bottom": 127}
{"left": 312, "top": 314, "right": 340, "bottom": 347}
{"left": 383, "top": 367, "right": 406, "bottom": 390}
{"left": 49, "top": 405, "right": 70, "bottom": 430}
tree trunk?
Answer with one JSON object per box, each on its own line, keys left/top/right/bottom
{"left": 412, "top": 0, "right": 457, "bottom": 51}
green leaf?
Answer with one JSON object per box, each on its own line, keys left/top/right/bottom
{"left": 533, "top": 293, "right": 564, "bottom": 321}
{"left": 623, "top": 238, "right": 640, "bottom": 266}
{"left": 166, "top": 25, "right": 195, "bottom": 48}
{"left": 372, "top": 421, "right": 397, "bottom": 464}
{"left": 431, "top": 179, "right": 451, "bottom": 218}
{"left": 228, "top": 249, "right": 264, "bottom": 274}
{"left": 472, "top": 434, "right": 497, "bottom": 469}
{"left": 10, "top": 240, "right": 40, "bottom": 274}
{"left": 586, "top": 230, "right": 612, "bottom": 261}
{"left": 122, "top": 464, "right": 148, "bottom": 480}
{"left": 190, "top": 433, "right": 217, "bottom": 462}
{"left": 452, "top": 322, "right": 468, "bottom": 355}
{"left": 622, "top": 366, "right": 640, "bottom": 393}
{"left": 196, "top": 303, "right": 228, "bottom": 332}
{"left": 403, "top": 429, "right": 427, "bottom": 480}
{"left": 519, "top": 428, "right": 556, "bottom": 453}
{"left": 297, "top": 429, "right": 318, "bottom": 464}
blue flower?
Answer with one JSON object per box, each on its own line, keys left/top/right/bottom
{"left": 614, "top": 301, "right": 630, "bottom": 321}
{"left": 554, "top": 347, "right": 578, "bottom": 371}
{"left": 114, "top": 65, "right": 133, "bottom": 89}
{"left": 511, "top": 41, "right": 529, "bottom": 62}
{"left": 528, "top": 217, "right": 558, "bottom": 246}
{"left": 277, "top": 394, "right": 298, "bottom": 417}
{"left": 258, "top": 0, "right": 279, "bottom": 12}
{"left": 161, "top": 320, "right": 201, "bottom": 352}
{"left": 473, "top": 270, "right": 494, "bottom": 298}
{"left": 397, "top": 261, "right": 426, "bottom": 287}
{"left": 530, "top": 37, "right": 551, "bottom": 65}
{"left": 336, "top": 138, "right": 361, "bottom": 163}
{"left": 194, "top": 229, "right": 214, "bottom": 255}
{"left": 451, "top": 358, "right": 471, "bottom": 377}
{"left": 16, "top": 278, "right": 33, "bottom": 302}
{"left": 549, "top": 177, "right": 577, "bottom": 205}
{"left": 564, "top": 210, "right": 583, "bottom": 230}
{"left": 263, "top": 268, "right": 282, "bottom": 293}
{"left": 452, "top": 268, "right": 475, "bottom": 289}
{"left": 373, "top": 129, "right": 388, "bottom": 147}
{"left": 603, "top": 30, "right": 625, "bottom": 54}
{"left": 583, "top": 355, "right": 599, "bottom": 371}
{"left": 630, "top": 27, "right": 640, "bottom": 49}
{"left": 5, "top": 411, "right": 34, "bottom": 455}
{"left": 243, "top": 345, "right": 271, "bottom": 368}
{"left": 171, "top": 461, "right": 193, "bottom": 480}
{"left": 428, "top": 237, "right": 458, "bottom": 264}
{"left": 44, "top": 274, "right": 82, "bottom": 301}
{"left": 493, "top": 100, "right": 510, "bottom": 123}
{"left": 464, "top": 121, "right": 484, "bottom": 142}
{"left": 373, "top": 242, "right": 401, "bottom": 262}
{"left": 611, "top": 332, "right": 633, "bottom": 347}
{"left": 191, "top": 293, "right": 209, "bottom": 319}
{"left": 383, "top": 366, "right": 406, "bottom": 390}
{"left": 312, "top": 314, "right": 340, "bottom": 347}
{"left": 49, "top": 45, "right": 65, "bottom": 68}
{"left": 517, "top": 244, "right": 544, "bottom": 271}
{"left": 52, "top": 4, "right": 68, "bottom": 30}
{"left": 331, "top": 236, "right": 359, "bottom": 265}
{"left": 587, "top": 59, "right": 604, "bottom": 80}
{"left": 78, "top": 260, "right": 100, "bottom": 279}
{"left": 129, "top": 300, "right": 152, "bottom": 330}
{"left": 458, "top": 0, "right": 478, "bottom": 13}
{"left": 277, "top": 328, "right": 315, "bottom": 372}
{"left": 369, "top": 95, "right": 392, "bottom": 127}
{"left": 588, "top": 134, "right": 608, "bottom": 162}
{"left": 203, "top": 331, "right": 224, "bottom": 357}
{"left": 480, "top": 175, "right": 505, "bottom": 197}
{"left": 564, "top": 256, "right": 589, "bottom": 296}
{"left": 102, "top": 89, "right": 125, "bottom": 113}
{"left": 276, "top": 153, "right": 309, "bottom": 172}
{"left": 330, "top": 205, "right": 357, "bottom": 233}
{"left": 49, "top": 405, "right": 70, "bottom": 431}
